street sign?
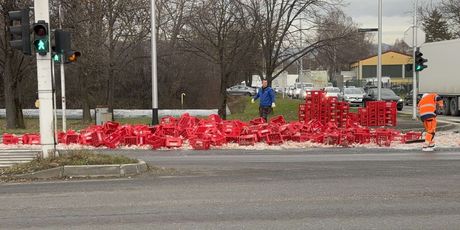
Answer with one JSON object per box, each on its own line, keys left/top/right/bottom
{"left": 404, "top": 26, "right": 426, "bottom": 47}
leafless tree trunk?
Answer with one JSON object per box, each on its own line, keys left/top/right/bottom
{"left": 181, "top": 0, "right": 255, "bottom": 119}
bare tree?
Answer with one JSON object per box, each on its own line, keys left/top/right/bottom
{"left": 440, "top": 0, "right": 460, "bottom": 38}
{"left": 180, "top": 0, "right": 256, "bottom": 119}
{"left": 0, "top": 0, "right": 34, "bottom": 129}
{"left": 313, "top": 9, "right": 372, "bottom": 82}
{"left": 239, "top": 0, "right": 351, "bottom": 86}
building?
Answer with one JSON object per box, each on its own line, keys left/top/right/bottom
{"left": 350, "top": 51, "right": 413, "bottom": 85}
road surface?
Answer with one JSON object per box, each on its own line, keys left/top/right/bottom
{"left": 1, "top": 149, "right": 460, "bottom": 229}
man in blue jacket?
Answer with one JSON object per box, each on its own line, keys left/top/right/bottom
{"left": 251, "top": 79, "right": 276, "bottom": 121}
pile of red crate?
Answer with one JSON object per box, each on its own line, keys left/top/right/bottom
{"left": 299, "top": 90, "right": 350, "bottom": 128}
{"left": 358, "top": 101, "right": 397, "bottom": 127}
{"left": 299, "top": 90, "right": 397, "bottom": 127}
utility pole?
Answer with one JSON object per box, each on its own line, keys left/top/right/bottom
{"left": 377, "top": 0, "right": 383, "bottom": 100}
{"left": 151, "top": 0, "right": 159, "bottom": 125}
{"left": 412, "top": 0, "right": 418, "bottom": 120}
{"left": 34, "top": 0, "right": 54, "bottom": 158}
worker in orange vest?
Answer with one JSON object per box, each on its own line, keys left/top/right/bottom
{"left": 417, "top": 93, "right": 444, "bottom": 151}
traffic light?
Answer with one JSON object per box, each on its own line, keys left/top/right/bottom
{"left": 8, "top": 9, "right": 31, "bottom": 55}
{"left": 415, "top": 48, "right": 428, "bottom": 72}
{"left": 33, "top": 20, "right": 49, "bottom": 55}
{"left": 65, "top": 50, "right": 81, "bottom": 63}
{"left": 52, "top": 53, "right": 60, "bottom": 62}
{"left": 54, "top": 29, "right": 81, "bottom": 63}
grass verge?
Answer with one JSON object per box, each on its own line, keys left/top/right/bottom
{"left": 227, "top": 97, "right": 302, "bottom": 122}
{"left": 0, "top": 150, "right": 138, "bottom": 176}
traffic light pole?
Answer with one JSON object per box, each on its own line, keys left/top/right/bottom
{"left": 60, "top": 58, "right": 67, "bottom": 131}
{"left": 59, "top": 3, "right": 67, "bottom": 131}
{"left": 34, "top": 0, "right": 55, "bottom": 158}
{"left": 412, "top": 0, "right": 418, "bottom": 120}
{"left": 151, "top": 0, "right": 159, "bottom": 125}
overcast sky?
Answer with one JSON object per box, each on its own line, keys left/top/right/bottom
{"left": 343, "top": 0, "right": 441, "bottom": 44}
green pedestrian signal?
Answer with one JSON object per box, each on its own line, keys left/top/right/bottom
{"left": 52, "top": 53, "right": 60, "bottom": 62}
{"left": 32, "top": 20, "right": 49, "bottom": 55}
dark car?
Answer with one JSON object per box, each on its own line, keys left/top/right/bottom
{"left": 363, "top": 88, "right": 404, "bottom": 111}
{"left": 404, "top": 90, "right": 422, "bottom": 106}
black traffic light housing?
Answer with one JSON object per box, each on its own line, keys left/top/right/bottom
{"left": 33, "top": 20, "right": 49, "bottom": 56}
{"left": 8, "top": 9, "right": 31, "bottom": 55}
{"left": 415, "top": 47, "right": 428, "bottom": 72}
{"left": 54, "top": 29, "right": 81, "bottom": 63}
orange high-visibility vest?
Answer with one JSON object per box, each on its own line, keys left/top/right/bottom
{"left": 418, "top": 93, "right": 443, "bottom": 117}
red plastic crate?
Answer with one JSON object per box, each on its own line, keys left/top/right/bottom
{"left": 104, "top": 132, "right": 122, "bottom": 149}
{"left": 165, "top": 137, "right": 183, "bottom": 148}
{"left": 145, "top": 136, "right": 166, "bottom": 149}
{"left": 250, "top": 117, "right": 266, "bottom": 125}
{"left": 123, "top": 136, "right": 139, "bottom": 146}
{"left": 2, "top": 134, "right": 19, "bottom": 145}
{"left": 22, "top": 134, "right": 40, "bottom": 145}
{"left": 64, "top": 134, "right": 80, "bottom": 145}
{"left": 160, "top": 116, "right": 177, "bottom": 125}
{"left": 266, "top": 133, "right": 283, "bottom": 145}
{"left": 238, "top": 134, "right": 257, "bottom": 146}
{"left": 189, "top": 139, "right": 211, "bottom": 150}
{"left": 270, "top": 115, "right": 286, "bottom": 125}
{"left": 291, "top": 133, "right": 310, "bottom": 142}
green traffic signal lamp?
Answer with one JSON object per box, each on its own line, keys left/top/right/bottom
{"left": 33, "top": 21, "right": 49, "bottom": 55}
{"left": 415, "top": 48, "right": 428, "bottom": 72}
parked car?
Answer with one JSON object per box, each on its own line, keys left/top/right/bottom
{"left": 293, "top": 83, "right": 313, "bottom": 99}
{"left": 324, "top": 87, "right": 342, "bottom": 100}
{"left": 404, "top": 90, "right": 422, "bottom": 106}
{"left": 343, "top": 87, "right": 365, "bottom": 106}
{"left": 226, "top": 85, "right": 256, "bottom": 96}
{"left": 273, "top": 87, "right": 284, "bottom": 94}
{"left": 363, "top": 87, "right": 404, "bottom": 111}
{"left": 300, "top": 85, "right": 315, "bottom": 99}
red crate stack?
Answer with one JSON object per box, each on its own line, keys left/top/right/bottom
{"left": 298, "top": 104, "right": 306, "bottom": 122}
{"left": 358, "top": 108, "right": 368, "bottom": 126}
{"left": 366, "top": 101, "right": 378, "bottom": 126}
{"left": 385, "top": 101, "right": 397, "bottom": 126}
{"left": 337, "top": 102, "right": 350, "bottom": 128}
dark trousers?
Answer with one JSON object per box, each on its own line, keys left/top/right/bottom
{"left": 259, "top": 106, "right": 272, "bottom": 121}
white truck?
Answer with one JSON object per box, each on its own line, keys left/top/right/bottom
{"left": 419, "top": 39, "right": 460, "bottom": 116}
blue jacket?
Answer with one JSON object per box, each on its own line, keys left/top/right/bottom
{"left": 254, "top": 87, "right": 275, "bottom": 107}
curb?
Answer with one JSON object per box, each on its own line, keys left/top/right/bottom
{"left": 12, "top": 160, "right": 148, "bottom": 179}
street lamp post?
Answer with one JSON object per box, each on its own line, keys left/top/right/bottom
{"left": 377, "top": 0, "right": 382, "bottom": 100}
{"left": 151, "top": 0, "right": 159, "bottom": 125}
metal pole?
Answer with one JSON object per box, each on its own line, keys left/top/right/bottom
{"left": 299, "top": 18, "right": 303, "bottom": 82}
{"left": 151, "top": 0, "right": 159, "bottom": 125}
{"left": 51, "top": 55, "right": 58, "bottom": 140}
{"left": 412, "top": 0, "right": 418, "bottom": 120}
{"left": 377, "top": 0, "right": 382, "bottom": 100}
{"left": 34, "top": 0, "right": 54, "bottom": 158}
{"left": 59, "top": 2, "right": 67, "bottom": 131}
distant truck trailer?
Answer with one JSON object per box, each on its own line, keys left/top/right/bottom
{"left": 419, "top": 39, "right": 460, "bottom": 116}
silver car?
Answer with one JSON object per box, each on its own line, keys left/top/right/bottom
{"left": 293, "top": 83, "right": 313, "bottom": 99}
{"left": 343, "top": 87, "right": 365, "bottom": 106}
{"left": 300, "top": 86, "right": 315, "bottom": 99}
{"left": 226, "top": 85, "right": 256, "bottom": 96}
{"left": 324, "top": 87, "right": 342, "bottom": 100}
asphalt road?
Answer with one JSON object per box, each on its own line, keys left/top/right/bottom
{"left": 2, "top": 149, "right": 460, "bottom": 229}
{"left": 402, "top": 105, "right": 460, "bottom": 124}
